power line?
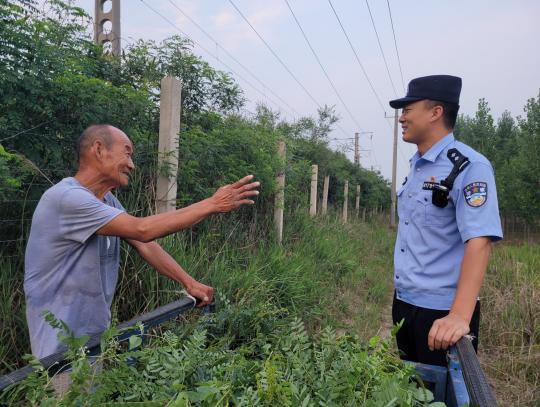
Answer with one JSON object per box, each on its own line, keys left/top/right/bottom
{"left": 386, "top": 0, "right": 406, "bottom": 92}
{"left": 283, "top": 0, "right": 363, "bottom": 131}
{"left": 326, "top": 0, "right": 396, "bottom": 179}
{"left": 227, "top": 0, "right": 321, "bottom": 112}
{"left": 364, "top": 0, "right": 398, "bottom": 97}
{"left": 139, "top": 0, "right": 297, "bottom": 121}
{"left": 0, "top": 121, "right": 51, "bottom": 143}
{"left": 226, "top": 0, "right": 354, "bottom": 138}
{"left": 142, "top": 1, "right": 360, "bottom": 158}
{"left": 326, "top": 0, "right": 387, "bottom": 116}
{"left": 166, "top": 0, "right": 301, "bottom": 120}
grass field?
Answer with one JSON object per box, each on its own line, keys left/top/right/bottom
{"left": 0, "top": 211, "right": 393, "bottom": 376}
{"left": 479, "top": 243, "right": 540, "bottom": 406}
{"left": 1, "top": 212, "right": 538, "bottom": 405}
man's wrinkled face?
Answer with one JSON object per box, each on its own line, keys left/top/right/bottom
{"left": 399, "top": 100, "right": 434, "bottom": 144}
{"left": 102, "top": 131, "right": 135, "bottom": 187}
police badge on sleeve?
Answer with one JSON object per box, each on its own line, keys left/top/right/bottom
{"left": 463, "top": 182, "right": 488, "bottom": 207}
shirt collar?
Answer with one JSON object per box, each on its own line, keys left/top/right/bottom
{"left": 411, "top": 132, "right": 455, "bottom": 163}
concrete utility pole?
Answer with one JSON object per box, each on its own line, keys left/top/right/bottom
{"left": 354, "top": 132, "right": 360, "bottom": 167}
{"left": 342, "top": 180, "right": 349, "bottom": 223}
{"left": 274, "top": 141, "right": 286, "bottom": 244}
{"left": 355, "top": 184, "right": 361, "bottom": 217}
{"left": 321, "top": 175, "right": 329, "bottom": 216}
{"left": 94, "top": 0, "right": 121, "bottom": 56}
{"left": 156, "top": 76, "right": 182, "bottom": 214}
{"left": 385, "top": 109, "right": 399, "bottom": 228}
{"left": 309, "top": 165, "right": 318, "bottom": 216}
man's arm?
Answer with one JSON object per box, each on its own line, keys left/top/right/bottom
{"left": 97, "top": 175, "right": 259, "bottom": 242}
{"left": 428, "top": 236, "right": 492, "bottom": 350}
{"left": 127, "top": 239, "right": 214, "bottom": 307}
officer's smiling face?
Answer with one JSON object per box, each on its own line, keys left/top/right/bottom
{"left": 399, "top": 100, "right": 433, "bottom": 144}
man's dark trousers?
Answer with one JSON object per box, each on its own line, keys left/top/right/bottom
{"left": 392, "top": 293, "right": 481, "bottom": 366}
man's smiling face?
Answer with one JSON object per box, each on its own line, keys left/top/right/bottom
{"left": 399, "top": 100, "right": 434, "bottom": 145}
{"left": 102, "top": 130, "right": 135, "bottom": 188}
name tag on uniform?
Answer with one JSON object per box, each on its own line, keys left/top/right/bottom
{"left": 422, "top": 181, "right": 438, "bottom": 190}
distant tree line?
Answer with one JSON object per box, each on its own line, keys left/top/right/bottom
{"left": 455, "top": 96, "right": 540, "bottom": 222}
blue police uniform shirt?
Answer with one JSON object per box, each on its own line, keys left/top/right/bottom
{"left": 394, "top": 133, "right": 503, "bottom": 310}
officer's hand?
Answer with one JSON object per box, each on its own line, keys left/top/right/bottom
{"left": 186, "top": 280, "right": 214, "bottom": 308}
{"left": 209, "top": 175, "right": 260, "bottom": 213}
{"left": 428, "top": 313, "right": 470, "bottom": 351}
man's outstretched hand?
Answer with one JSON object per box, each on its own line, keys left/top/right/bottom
{"left": 210, "top": 175, "right": 260, "bottom": 213}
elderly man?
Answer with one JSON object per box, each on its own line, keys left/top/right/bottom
{"left": 24, "top": 124, "right": 260, "bottom": 359}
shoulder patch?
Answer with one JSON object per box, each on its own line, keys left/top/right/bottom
{"left": 463, "top": 182, "right": 487, "bottom": 207}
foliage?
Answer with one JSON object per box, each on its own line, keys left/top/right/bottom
{"left": 479, "top": 244, "right": 540, "bottom": 406}
{"left": 2, "top": 299, "right": 443, "bottom": 407}
{"left": 0, "top": 145, "right": 25, "bottom": 200}
{"left": 455, "top": 94, "right": 540, "bottom": 221}
{"left": 0, "top": 0, "right": 390, "bottom": 245}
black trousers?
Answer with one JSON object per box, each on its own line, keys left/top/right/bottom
{"left": 392, "top": 293, "right": 481, "bottom": 366}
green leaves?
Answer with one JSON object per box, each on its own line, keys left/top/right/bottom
{"left": 129, "top": 335, "right": 143, "bottom": 351}
{"left": 455, "top": 94, "right": 540, "bottom": 221}
{"left": 5, "top": 302, "right": 444, "bottom": 406}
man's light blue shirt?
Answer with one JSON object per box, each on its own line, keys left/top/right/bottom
{"left": 25, "top": 177, "right": 125, "bottom": 358}
{"left": 394, "top": 133, "right": 503, "bottom": 310}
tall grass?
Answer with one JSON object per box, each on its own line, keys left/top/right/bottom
{"left": 0, "top": 207, "right": 393, "bottom": 376}
{"left": 480, "top": 243, "right": 540, "bottom": 406}
{"left": 3, "top": 192, "right": 537, "bottom": 407}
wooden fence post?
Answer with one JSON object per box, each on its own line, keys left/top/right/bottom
{"left": 274, "top": 141, "right": 286, "bottom": 244}
{"left": 322, "top": 175, "right": 329, "bottom": 216}
{"left": 343, "top": 180, "right": 348, "bottom": 223}
{"left": 156, "top": 76, "right": 182, "bottom": 214}
{"left": 310, "top": 164, "right": 318, "bottom": 217}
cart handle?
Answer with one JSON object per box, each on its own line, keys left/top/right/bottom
{"left": 452, "top": 335, "right": 498, "bottom": 407}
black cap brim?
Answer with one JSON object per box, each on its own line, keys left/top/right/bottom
{"left": 389, "top": 96, "right": 424, "bottom": 109}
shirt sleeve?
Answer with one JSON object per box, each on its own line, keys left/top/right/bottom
{"left": 454, "top": 162, "right": 503, "bottom": 243}
{"left": 59, "top": 187, "right": 125, "bottom": 243}
{"left": 104, "top": 191, "right": 125, "bottom": 211}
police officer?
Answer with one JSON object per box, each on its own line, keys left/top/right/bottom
{"left": 389, "top": 75, "right": 503, "bottom": 366}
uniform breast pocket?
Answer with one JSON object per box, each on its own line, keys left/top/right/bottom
{"left": 415, "top": 192, "right": 454, "bottom": 226}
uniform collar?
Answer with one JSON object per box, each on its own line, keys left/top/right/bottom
{"left": 410, "top": 132, "right": 455, "bottom": 164}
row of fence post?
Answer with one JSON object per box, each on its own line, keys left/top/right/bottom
{"left": 273, "top": 141, "right": 364, "bottom": 244}
{"left": 152, "top": 78, "right": 371, "bottom": 245}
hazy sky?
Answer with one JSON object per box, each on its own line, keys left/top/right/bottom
{"left": 73, "top": 0, "right": 540, "bottom": 184}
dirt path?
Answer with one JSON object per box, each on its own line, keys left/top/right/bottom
{"left": 376, "top": 294, "right": 394, "bottom": 339}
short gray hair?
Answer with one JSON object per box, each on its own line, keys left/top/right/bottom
{"left": 77, "top": 124, "right": 115, "bottom": 161}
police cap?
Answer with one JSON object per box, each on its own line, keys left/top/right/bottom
{"left": 389, "top": 75, "right": 462, "bottom": 109}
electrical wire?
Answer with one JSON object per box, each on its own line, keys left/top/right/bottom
{"left": 326, "top": 0, "right": 387, "bottom": 115}
{"left": 364, "top": 0, "right": 398, "bottom": 97}
{"left": 227, "top": 0, "right": 321, "bottom": 109}
{"left": 139, "top": 0, "right": 297, "bottom": 121}
{"left": 283, "top": 0, "right": 363, "bottom": 131}
{"left": 0, "top": 121, "right": 51, "bottom": 143}
{"left": 166, "top": 0, "right": 301, "bottom": 120}
{"left": 226, "top": 0, "right": 354, "bottom": 138}
{"left": 386, "top": 0, "right": 405, "bottom": 92}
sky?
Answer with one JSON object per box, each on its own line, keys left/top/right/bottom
{"left": 71, "top": 0, "right": 540, "bottom": 184}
